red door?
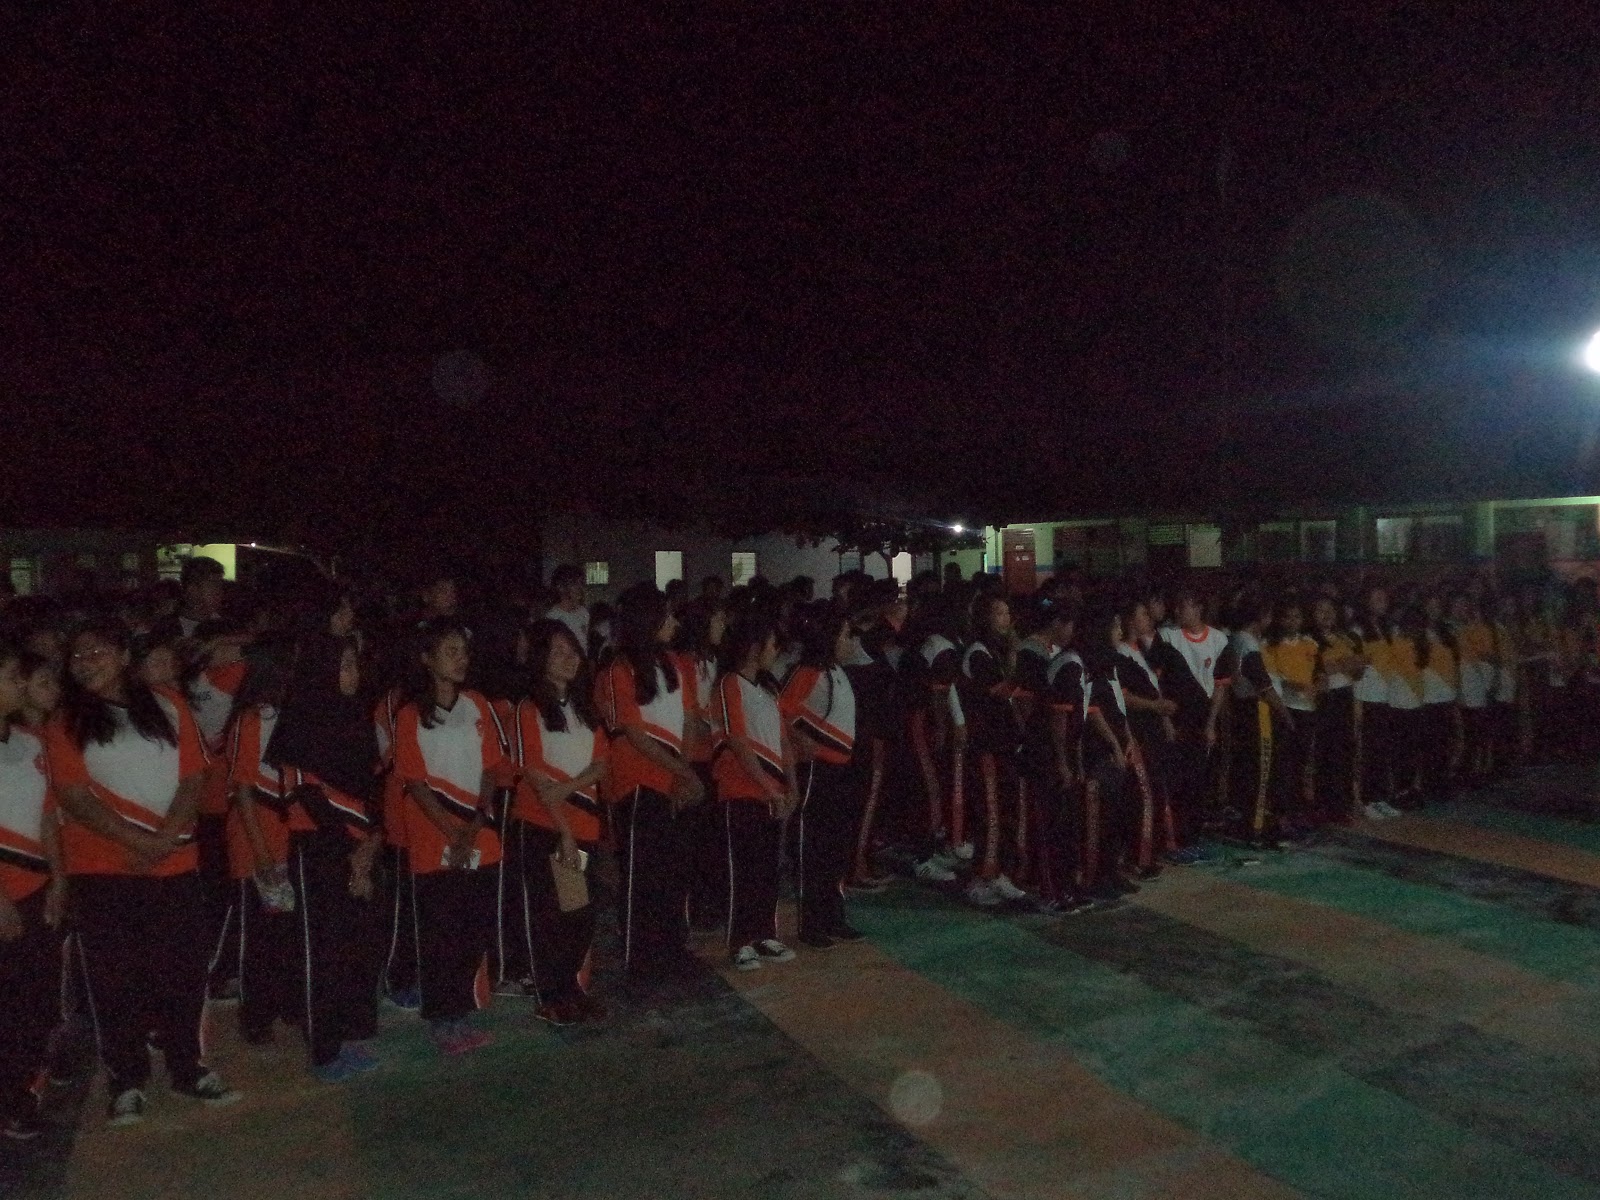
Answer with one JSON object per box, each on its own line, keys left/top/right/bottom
{"left": 1002, "top": 529, "right": 1037, "bottom": 596}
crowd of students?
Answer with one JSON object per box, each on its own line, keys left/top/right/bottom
{"left": 0, "top": 552, "right": 1595, "bottom": 1142}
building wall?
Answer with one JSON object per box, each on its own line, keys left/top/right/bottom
{"left": 538, "top": 513, "right": 850, "bottom": 601}
{"left": 2, "top": 529, "right": 162, "bottom": 595}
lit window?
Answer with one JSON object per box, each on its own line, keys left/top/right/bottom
{"left": 584, "top": 561, "right": 609, "bottom": 586}
{"left": 838, "top": 550, "right": 862, "bottom": 573}
{"left": 1300, "top": 521, "right": 1337, "bottom": 563}
{"left": 1374, "top": 517, "right": 1413, "bottom": 562}
{"left": 9, "top": 557, "right": 38, "bottom": 597}
{"left": 655, "top": 550, "right": 684, "bottom": 590}
{"left": 731, "top": 551, "right": 757, "bottom": 586}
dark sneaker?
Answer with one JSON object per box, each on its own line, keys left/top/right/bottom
{"left": 174, "top": 1071, "right": 241, "bottom": 1107}
{"left": 107, "top": 1088, "right": 146, "bottom": 1127}
{"left": 828, "top": 924, "right": 866, "bottom": 942}
{"left": 385, "top": 987, "right": 422, "bottom": 1011}
{"left": 534, "top": 1002, "right": 576, "bottom": 1027}
{"left": 798, "top": 930, "right": 835, "bottom": 950}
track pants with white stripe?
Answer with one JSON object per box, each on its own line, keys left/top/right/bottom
{"left": 724, "top": 801, "right": 780, "bottom": 950}
{"left": 412, "top": 866, "right": 495, "bottom": 1023}
{"left": 0, "top": 888, "right": 60, "bottom": 1121}
{"left": 72, "top": 871, "right": 208, "bottom": 1094}
{"left": 796, "top": 759, "right": 857, "bottom": 939}
{"left": 292, "top": 832, "right": 381, "bottom": 1067}
{"left": 615, "top": 786, "right": 690, "bottom": 979}
{"left": 508, "top": 819, "right": 596, "bottom": 1004}
{"left": 236, "top": 877, "right": 301, "bottom": 1042}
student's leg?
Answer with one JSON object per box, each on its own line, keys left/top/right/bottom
{"left": 413, "top": 869, "right": 468, "bottom": 1023}
{"left": 147, "top": 872, "right": 210, "bottom": 1089}
{"left": 0, "top": 889, "right": 59, "bottom": 1122}
{"left": 626, "top": 786, "right": 687, "bottom": 975}
{"left": 492, "top": 803, "right": 529, "bottom": 987}
{"left": 236, "top": 878, "right": 291, "bottom": 1043}
{"left": 72, "top": 876, "right": 155, "bottom": 1095}
{"left": 196, "top": 814, "right": 238, "bottom": 997}
{"left": 383, "top": 846, "right": 418, "bottom": 995}
{"left": 851, "top": 739, "right": 888, "bottom": 882}
{"left": 726, "top": 802, "right": 781, "bottom": 949}
{"left": 295, "top": 838, "right": 347, "bottom": 1067}
{"left": 804, "top": 762, "right": 857, "bottom": 936}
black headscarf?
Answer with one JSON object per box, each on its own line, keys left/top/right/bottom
{"left": 264, "top": 634, "right": 377, "bottom": 804}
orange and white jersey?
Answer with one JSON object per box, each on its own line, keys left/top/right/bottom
{"left": 597, "top": 657, "right": 690, "bottom": 798}
{"left": 0, "top": 725, "right": 53, "bottom": 902}
{"left": 190, "top": 660, "right": 248, "bottom": 752}
{"left": 224, "top": 704, "right": 287, "bottom": 879}
{"left": 714, "top": 673, "right": 786, "bottom": 802}
{"left": 45, "top": 689, "right": 206, "bottom": 877}
{"left": 394, "top": 689, "right": 509, "bottom": 873}
{"left": 513, "top": 699, "right": 609, "bottom": 842}
{"left": 780, "top": 665, "right": 856, "bottom": 766}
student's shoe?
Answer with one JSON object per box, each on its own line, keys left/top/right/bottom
{"left": 312, "top": 1056, "right": 363, "bottom": 1084}
{"left": 798, "top": 929, "right": 836, "bottom": 950}
{"left": 845, "top": 875, "right": 891, "bottom": 894}
{"left": 990, "top": 874, "right": 1029, "bottom": 902}
{"left": 385, "top": 987, "right": 422, "bottom": 1011}
{"left": 732, "top": 945, "right": 763, "bottom": 971}
{"left": 951, "top": 841, "right": 975, "bottom": 862}
{"left": 1163, "top": 847, "right": 1201, "bottom": 866}
{"left": 828, "top": 923, "right": 866, "bottom": 942}
{"left": 339, "top": 1043, "right": 380, "bottom": 1072}
{"left": 107, "top": 1089, "right": 146, "bottom": 1127}
{"left": 3, "top": 1112, "right": 46, "bottom": 1142}
{"left": 493, "top": 977, "right": 533, "bottom": 998}
{"left": 1133, "top": 864, "right": 1163, "bottom": 881}
{"left": 965, "top": 879, "right": 1002, "bottom": 907}
{"left": 1375, "top": 802, "right": 1404, "bottom": 818}
{"left": 914, "top": 858, "right": 957, "bottom": 883}
{"left": 174, "top": 1071, "right": 241, "bottom": 1107}
{"left": 755, "top": 939, "right": 796, "bottom": 962}
{"left": 1362, "top": 803, "right": 1386, "bottom": 821}
{"left": 433, "top": 1022, "right": 493, "bottom": 1055}
{"left": 534, "top": 1001, "right": 577, "bottom": 1027}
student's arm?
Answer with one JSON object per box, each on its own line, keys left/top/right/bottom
{"left": 41, "top": 810, "right": 67, "bottom": 928}
{"left": 622, "top": 728, "right": 703, "bottom": 800}
{"left": 55, "top": 783, "right": 165, "bottom": 859}
{"left": 1085, "top": 710, "right": 1126, "bottom": 770}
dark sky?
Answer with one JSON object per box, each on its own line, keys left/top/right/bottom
{"left": 7, "top": 1, "right": 1600, "bottom": 545}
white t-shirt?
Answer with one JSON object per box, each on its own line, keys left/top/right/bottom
{"left": 1158, "top": 626, "right": 1230, "bottom": 699}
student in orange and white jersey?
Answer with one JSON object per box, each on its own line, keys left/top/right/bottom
{"left": 46, "top": 621, "right": 241, "bottom": 1126}
{"left": 393, "top": 620, "right": 514, "bottom": 1055}
{"left": 717, "top": 610, "right": 797, "bottom": 972}
{"left": 512, "top": 621, "right": 611, "bottom": 1026}
{"left": 223, "top": 645, "right": 301, "bottom": 1046}
{"left": 373, "top": 682, "right": 418, "bottom": 1008}
{"left": 0, "top": 639, "right": 67, "bottom": 1143}
{"left": 189, "top": 618, "right": 253, "bottom": 1003}
{"left": 781, "top": 610, "right": 865, "bottom": 949}
{"left": 674, "top": 599, "right": 728, "bottom": 934}
{"left": 264, "top": 635, "right": 383, "bottom": 1082}
{"left": 596, "top": 585, "right": 703, "bottom": 983}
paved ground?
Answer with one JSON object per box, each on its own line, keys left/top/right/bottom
{"left": 10, "top": 764, "right": 1600, "bottom": 1199}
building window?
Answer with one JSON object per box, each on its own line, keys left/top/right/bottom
{"left": 890, "top": 552, "right": 913, "bottom": 585}
{"left": 9, "top": 557, "right": 38, "bottom": 597}
{"left": 654, "top": 550, "right": 684, "bottom": 591}
{"left": 839, "top": 550, "right": 862, "bottom": 573}
{"left": 1186, "top": 525, "right": 1223, "bottom": 568}
{"left": 584, "top": 561, "right": 609, "bottom": 586}
{"left": 1374, "top": 517, "right": 1413, "bottom": 562}
{"left": 1301, "top": 521, "right": 1338, "bottom": 563}
{"left": 730, "top": 551, "right": 757, "bottom": 586}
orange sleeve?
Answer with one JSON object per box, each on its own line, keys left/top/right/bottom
{"left": 43, "top": 719, "right": 90, "bottom": 788}
{"left": 780, "top": 667, "right": 818, "bottom": 724}
{"left": 394, "top": 705, "right": 428, "bottom": 783}
{"left": 719, "top": 675, "right": 748, "bottom": 741}
{"left": 605, "top": 662, "right": 644, "bottom": 732}
{"left": 163, "top": 692, "right": 208, "bottom": 778}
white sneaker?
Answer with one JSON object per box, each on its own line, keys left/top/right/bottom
{"left": 108, "top": 1088, "right": 146, "bottom": 1127}
{"left": 1363, "top": 803, "right": 1387, "bottom": 821}
{"left": 1376, "top": 802, "right": 1404, "bottom": 818}
{"left": 755, "top": 939, "right": 796, "bottom": 963}
{"left": 733, "top": 945, "right": 762, "bottom": 971}
{"left": 965, "top": 879, "right": 1002, "bottom": 907}
{"left": 952, "top": 841, "right": 975, "bottom": 862}
{"left": 915, "top": 858, "right": 957, "bottom": 883}
{"left": 990, "top": 874, "right": 1028, "bottom": 902}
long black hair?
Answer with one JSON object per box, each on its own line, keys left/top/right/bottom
{"left": 405, "top": 618, "right": 471, "bottom": 730}
{"left": 472, "top": 610, "right": 534, "bottom": 705}
{"left": 615, "top": 584, "right": 678, "bottom": 705}
{"left": 795, "top": 608, "right": 850, "bottom": 722}
{"left": 526, "top": 619, "right": 600, "bottom": 733}
{"left": 62, "top": 620, "right": 177, "bottom": 749}
{"left": 721, "top": 609, "right": 781, "bottom": 692}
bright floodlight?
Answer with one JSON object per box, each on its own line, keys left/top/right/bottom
{"left": 951, "top": 524, "right": 965, "bottom": 534}
{"left": 1585, "top": 330, "right": 1600, "bottom": 373}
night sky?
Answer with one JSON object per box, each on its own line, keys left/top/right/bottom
{"left": 8, "top": 2, "right": 1600, "bottom": 550}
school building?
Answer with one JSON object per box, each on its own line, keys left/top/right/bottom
{"left": 980, "top": 495, "right": 1600, "bottom": 594}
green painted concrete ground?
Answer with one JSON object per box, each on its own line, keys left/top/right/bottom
{"left": 10, "top": 765, "right": 1600, "bottom": 1198}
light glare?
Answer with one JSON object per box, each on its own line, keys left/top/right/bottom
{"left": 1584, "top": 331, "right": 1600, "bottom": 374}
